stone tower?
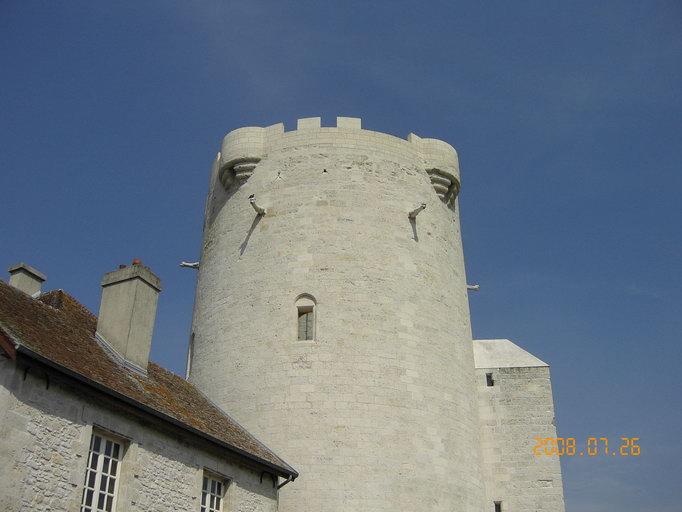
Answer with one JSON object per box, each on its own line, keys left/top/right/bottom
{"left": 188, "top": 117, "right": 486, "bottom": 511}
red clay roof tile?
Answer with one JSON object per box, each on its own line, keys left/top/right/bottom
{"left": 0, "top": 280, "right": 296, "bottom": 478}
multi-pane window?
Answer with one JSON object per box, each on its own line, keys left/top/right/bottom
{"left": 80, "top": 432, "right": 123, "bottom": 512}
{"left": 201, "top": 474, "right": 225, "bottom": 512}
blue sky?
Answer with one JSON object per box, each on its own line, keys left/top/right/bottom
{"left": 1, "top": 1, "right": 680, "bottom": 510}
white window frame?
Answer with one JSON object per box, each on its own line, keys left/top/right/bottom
{"left": 80, "top": 431, "right": 124, "bottom": 512}
{"left": 201, "top": 472, "right": 227, "bottom": 512}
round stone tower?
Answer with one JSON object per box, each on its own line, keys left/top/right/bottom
{"left": 188, "top": 117, "right": 485, "bottom": 511}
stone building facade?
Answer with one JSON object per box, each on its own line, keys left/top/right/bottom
{"left": 0, "top": 116, "right": 565, "bottom": 512}
{"left": 188, "top": 117, "right": 565, "bottom": 511}
{"left": 0, "top": 263, "right": 297, "bottom": 512}
{"left": 475, "top": 340, "right": 564, "bottom": 511}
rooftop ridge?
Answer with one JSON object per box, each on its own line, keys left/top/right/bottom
{"left": 473, "top": 339, "right": 549, "bottom": 368}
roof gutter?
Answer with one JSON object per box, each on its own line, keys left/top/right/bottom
{"left": 277, "top": 474, "right": 294, "bottom": 489}
{"left": 14, "top": 343, "right": 298, "bottom": 481}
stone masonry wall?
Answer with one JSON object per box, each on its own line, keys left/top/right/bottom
{"left": 189, "top": 117, "right": 486, "bottom": 511}
{"left": 476, "top": 365, "right": 565, "bottom": 511}
{"left": 0, "top": 357, "right": 279, "bottom": 512}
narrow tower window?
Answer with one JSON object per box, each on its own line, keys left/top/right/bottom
{"left": 486, "top": 372, "right": 494, "bottom": 387}
{"left": 494, "top": 501, "right": 502, "bottom": 512}
{"left": 295, "top": 294, "right": 316, "bottom": 341}
{"left": 298, "top": 308, "right": 314, "bottom": 340}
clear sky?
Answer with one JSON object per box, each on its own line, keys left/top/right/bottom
{"left": 1, "top": 1, "right": 680, "bottom": 510}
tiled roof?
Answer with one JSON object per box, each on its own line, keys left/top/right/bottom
{"left": 0, "top": 280, "right": 297, "bottom": 479}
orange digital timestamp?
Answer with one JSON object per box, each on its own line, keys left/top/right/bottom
{"left": 532, "top": 437, "right": 641, "bottom": 457}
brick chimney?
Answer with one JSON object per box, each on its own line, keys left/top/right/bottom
{"left": 96, "top": 260, "right": 161, "bottom": 372}
{"left": 8, "top": 263, "right": 46, "bottom": 297}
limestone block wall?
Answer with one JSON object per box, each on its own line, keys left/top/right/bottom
{"left": 474, "top": 340, "right": 565, "bottom": 511}
{"left": 0, "top": 357, "right": 278, "bottom": 512}
{"left": 189, "top": 117, "right": 485, "bottom": 511}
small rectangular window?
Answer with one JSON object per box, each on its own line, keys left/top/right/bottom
{"left": 494, "top": 501, "right": 502, "bottom": 512}
{"left": 486, "top": 372, "right": 494, "bottom": 387}
{"left": 297, "top": 308, "right": 314, "bottom": 340}
{"left": 201, "top": 473, "right": 226, "bottom": 512}
{"left": 80, "top": 431, "right": 124, "bottom": 512}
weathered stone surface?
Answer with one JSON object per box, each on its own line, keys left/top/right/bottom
{"left": 7, "top": 263, "right": 45, "bottom": 297}
{"left": 190, "top": 118, "right": 484, "bottom": 512}
{"left": 0, "top": 358, "right": 278, "bottom": 512}
{"left": 97, "top": 263, "right": 161, "bottom": 372}
{"left": 475, "top": 339, "right": 565, "bottom": 511}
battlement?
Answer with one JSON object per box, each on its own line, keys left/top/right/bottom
{"left": 219, "top": 116, "right": 461, "bottom": 206}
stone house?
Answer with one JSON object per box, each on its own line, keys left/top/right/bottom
{"left": 0, "top": 262, "right": 297, "bottom": 512}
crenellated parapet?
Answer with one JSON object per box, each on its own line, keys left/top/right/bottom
{"left": 192, "top": 114, "right": 564, "bottom": 512}
{"left": 194, "top": 114, "right": 486, "bottom": 512}
{"left": 218, "top": 116, "right": 461, "bottom": 207}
